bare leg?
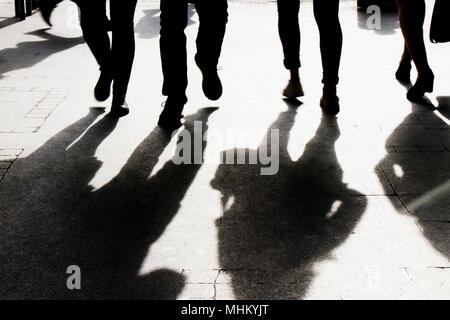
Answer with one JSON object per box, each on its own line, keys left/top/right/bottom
{"left": 395, "top": 0, "right": 434, "bottom": 83}
{"left": 396, "top": 43, "right": 413, "bottom": 82}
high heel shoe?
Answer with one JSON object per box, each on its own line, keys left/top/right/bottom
{"left": 407, "top": 71, "right": 434, "bottom": 102}
{"left": 395, "top": 61, "right": 412, "bottom": 83}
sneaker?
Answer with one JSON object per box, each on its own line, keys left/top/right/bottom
{"left": 195, "top": 55, "right": 223, "bottom": 101}
{"left": 282, "top": 79, "right": 304, "bottom": 98}
{"left": 158, "top": 99, "right": 184, "bottom": 132}
{"left": 110, "top": 100, "right": 129, "bottom": 118}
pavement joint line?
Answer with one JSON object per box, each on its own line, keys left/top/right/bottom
{"left": 0, "top": 148, "right": 23, "bottom": 184}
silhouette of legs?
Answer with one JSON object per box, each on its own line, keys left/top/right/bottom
{"left": 160, "top": 0, "right": 189, "bottom": 104}
{"left": 76, "top": 1, "right": 112, "bottom": 75}
{"left": 277, "top": 0, "right": 304, "bottom": 99}
{"left": 313, "top": 0, "right": 342, "bottom": 87}
{"left": 277, "top": 0, "right": 342, "bottom": 114}
{"left": 109, "top": 0, "right": 137, "bottom": 109}
{"left": 395, "top": 0, "right": 434, "bottom": 101}
{"left": 195, "top": 0, "right": 228, "bottom": 101}
{"left": 159, "top": 0, "right": 228, "bottom": 132}
{"left": 314, "top": 0, "right": 342, "bottom": 115}
{"left": 39, "top": 0, "right": 137, "bottom": 116}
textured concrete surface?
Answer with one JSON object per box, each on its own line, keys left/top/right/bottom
{"left": 0, "top": 0, "right": 449, "bottom": 299}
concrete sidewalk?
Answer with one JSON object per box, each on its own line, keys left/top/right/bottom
{"left": 0, "top": 1, "right": 449, "bottom": 299}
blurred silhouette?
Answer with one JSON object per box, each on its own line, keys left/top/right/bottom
{"left": 277, "top": 0, "right": 343, "bottom": 115}
{"left": 37, "top": 0, "right": 137, "bottom": 117}
{"left": 376, "top": 101, "right": 450, "bottom": 262}
{"left": 395, "top": 0, "right": 435, "bottom": 102}
{"left": 135, "top": 7, "right": 196, "bottom": 40}
{"left": 158, "top": 0, "right": 228, "bottom": 132}
{"left": 0, "top": 107, "right": 217, "bottom": 298}
{"left": 0, "top": 28, "right": 83, "bottom": 79}
{"left": 212, "top": 102, "right": 367, "bottom": 299}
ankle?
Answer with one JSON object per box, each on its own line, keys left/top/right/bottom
{"left": 290, "top": 69, "right": 300, "bottom": 82}
{"left": 323, "top": 85, "right": 337, "bottom": 95}
{"left": 112, "top": 95, "right": 126, "bottom": 106}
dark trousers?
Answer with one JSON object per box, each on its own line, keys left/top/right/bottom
{"left": 75, "top": 0, "right": 137, "bottom": 99}
{"left": 160, "top": 0, "right": 228, "bottom": 102}
{"left": 277, "top": 0, "right": 343, "bottom": 85}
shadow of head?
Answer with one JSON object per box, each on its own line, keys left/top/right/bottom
{"left": 26, "top": 28, "right": 84, "bottom": 42}
{"left": 184, "top": 107, "right": 219, "bottom": 125}
{"left": 137, "top": 268, "right": 186, "bottom": 300}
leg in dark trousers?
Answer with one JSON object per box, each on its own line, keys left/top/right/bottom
{"left": 313, "top": 0, "right": 342, "bottom": 115}
{"left": 75, "top": 0, "right": 112, "bottom": 75}
{"left": 313, "top": 0, "right": 342, "bottom": 87}
{"left": 277, "top": 0, "right": 301, "bottom": 71}
{"left": 158, "top": 0, "right": 228, "bottom": 132}
{"left": 276, "top": 0, "right": 304, "bottom": 99}
{"left": 160, "top": 0, "right": 189, "bottom": 104}
{"left": 76, "top": 0, "right": 137, "bottom": 115}
{"left": 109, "top": 0, "right": 137, "bottom": 104}
{"left": 195, "top": 0, "right": 228, "bottom": 73}
{"left": 194, "top": 0, "right": 228, "bottom": 101}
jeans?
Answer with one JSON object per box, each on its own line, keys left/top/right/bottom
{"left": 160, "top": 0, "right": 228, "bottom": 102}
{"left": 277, "top": 0, "right": 343, "bottom": 85}
{"left": 75, "top": 0, "right": 137, "bottom": 99}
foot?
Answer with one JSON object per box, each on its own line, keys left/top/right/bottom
{"left": 320, "top": 86, "right": 340, "bottom": 116}
{"left": 39, "top": 1, "right": 56, "bottom": 26}
{"left": 395, "top": 61, "right": 412, "bottom": 83}
{"left": 158, "top": 98, "right": 185, "bottom": 133}
{"left": 407, "top": 70, "right": 435, "bottom": 102}
{"left": 94, "top": 72, "right": 113, "bottom": 102}
{"left": 195, "top": 55, "right": 223, "bottom": 101}
{"left": 110, "top": 98, "right": 129, "bottom": 118}
{"left": 282, "top": 79, "right": 304, "bottom": 98}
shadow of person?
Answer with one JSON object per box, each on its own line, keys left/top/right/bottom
{"left": 0, "top": 107, "right": 115, "bottom": 298}
{"left": 0, "top": 28, "right": 84, "bottom": 79}
{"left": 0, "top": 106, "right": 217, "bottom": 299}
{"left": 212, "top": 102, "right": 367, "bottom": 299}
{"left": 376, "top": 102, "right": 450, "bottom": 261}
{"left": 135, "top": 5, "right": 196, "bottom": 39}
{"left": 74, "top": 107, "right": 217, "bottom": 299}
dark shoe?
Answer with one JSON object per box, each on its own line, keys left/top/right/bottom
{"left": 195, "top": 55, "right": 223, "bottom": 101}
{"left": 158, "top": 99, "right": 184, "bottom": 133}
{"left": 110, "top": 100, "right": 129, "bottom": 118}
{"left": 395, "top": 61, "right": 412, "bottom": 83}
{"left": 39, "top": 1, "right": 56, "bottom": 27}
{"left": 282, "top": 79, "right": 304, "bottom": 98}
{"left": 94, "top": 72, "right": 113, "bottom": 102}
{"left": 407, "top": 70, "right": 434, "bottom": 102}
{"left": 320, "top": 86, "right": 340, "bottom": 116}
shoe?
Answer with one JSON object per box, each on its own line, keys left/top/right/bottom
{"left": 158, "top": 99, "right": 184, "bottom": 132}
{"left": 110, "top": 100, "right": 129, "bottom": 118}
{"left": 407, "top": 70, "right": 434, "bottom": 102}
{"left": 94, "top": 72, "right": 113, "bottom": 102}
{"left": 282, "top": 79, "right": 304, "bottom": 98}
{"left": 195, "top": 55, "right": 223, "bottom": 101}
{"left": 320, "top": 87, "right": 340, "bottom": 116}
{"left": 395, "top": 61, "right": 412, "bottom": 83}
{"left": 39, "top": 1, "right": 56, "bottom": 27}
